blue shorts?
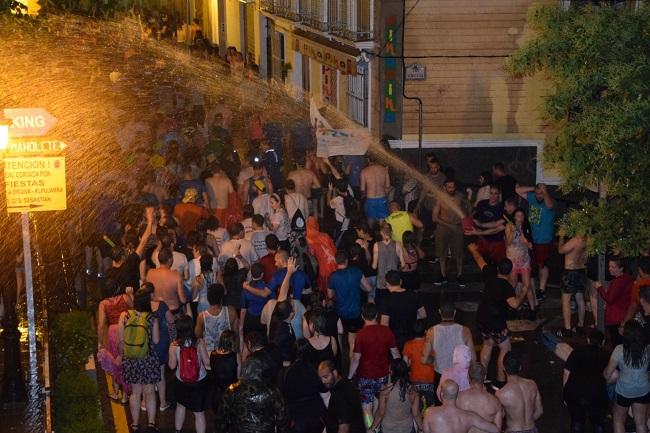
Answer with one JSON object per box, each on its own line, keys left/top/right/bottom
{"left": 364, "top": 197, "right": 388, "bottom": 219}
{"left": 357, "top": 375, "right": 389, "bottom": 405}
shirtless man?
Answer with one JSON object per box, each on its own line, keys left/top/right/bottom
{"left": 287, "top": 156, "right": 321, "bottom": 201}
{"left": 556, "top": 233, "right": 587, "bottom": 337}
{"left": 360, "top": 158, "right": 390, "bottom": 224}
{"left": 204, "top": 164, "right": 234, "bottom": 218}
{"left": 423, "top": 380, "right": 499, "bottom": 433}
{"left": 496, "top": 352, "right": 543, "bottom": 433}
{"left": 457, "top": 363, "right": 503, "bottom": 433}
{"left": 146, "top": 247, "right": 187, "bottom": 311}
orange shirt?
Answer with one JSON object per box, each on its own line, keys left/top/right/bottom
{"left": 402, "top": 338, "right": 435, "bottom": 384}
{"left": 630, "top": 277, "right": 650, "bottom": 304}
{"left": 173, "top": 203, "right": 210, "bottom": 234}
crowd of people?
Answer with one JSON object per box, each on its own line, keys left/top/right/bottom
{"left": 87, "top": 46, "right": 650, "bottom": 433}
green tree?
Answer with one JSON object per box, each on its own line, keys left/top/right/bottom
{"left": 506, "top": 2, "right": 650, "bottom": 255}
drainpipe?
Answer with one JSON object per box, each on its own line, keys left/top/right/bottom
{"left": 401, "top": 0, "right": 423, "bottom": 170}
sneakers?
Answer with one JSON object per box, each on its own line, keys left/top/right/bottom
{"left": 456, "top": 275, "right": 466, "bottom": 288}
{"left": 556, "top": 328, "right": 574, "bottom": 338}
{"left": 536, "top": 290, "right": 546, "bottom": 302}
{"left": 433, "top": 278, "right": 448, "bottom": 286}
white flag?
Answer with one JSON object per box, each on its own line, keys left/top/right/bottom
{"left": 310, "top": 99, "right": 369, "bottom": 158}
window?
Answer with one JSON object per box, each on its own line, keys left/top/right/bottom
{"left": 347, "top": 64, "right": 368, "bottom": 126}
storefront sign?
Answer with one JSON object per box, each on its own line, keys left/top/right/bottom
{"left": 293, "top": 35, "right": 356, "bottom": 75}
{"left": 383, "top": 16, "right": 398, "bottom": 123}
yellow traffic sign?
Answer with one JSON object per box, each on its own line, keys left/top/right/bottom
{"left": 4, "top": 156, "right": 67, "bottom": 213}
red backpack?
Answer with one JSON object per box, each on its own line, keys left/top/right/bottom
{"left": 179, "top": 342, "right": 200, "bottom": 383}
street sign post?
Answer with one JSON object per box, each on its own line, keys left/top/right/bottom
{"left": 3, "top": 108, "right": 58, "bottom": 138}
{"left": 1, "top": 107, "right": 64, "bottom": 392}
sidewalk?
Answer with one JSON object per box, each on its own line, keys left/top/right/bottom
{"left": 0, "top": 322, "right": 47, "bottom": 433}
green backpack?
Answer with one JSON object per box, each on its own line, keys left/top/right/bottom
{"left": 123, "top": 311, "right": 149, "bottom": 359}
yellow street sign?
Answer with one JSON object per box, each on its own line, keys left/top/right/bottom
{"left": 4, "top": 156, "right": 67, "bottom": 213}
{"left": 7, "top": 138, "right": 67, "bottom": 154}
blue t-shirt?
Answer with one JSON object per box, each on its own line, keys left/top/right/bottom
{"left": 269, "top": 268, "right": 311, "bottom": 300}
{"left": 343, "top": 155, "right": 364, "bottom": 188}
{"left": 241, "top": 279, "right": 272, "bottom": 316}
{"left": 474, "top": 200, "right": 504, "bottom": 242}
{"left": 526, "top": 192, "right": 555, "bottom": 244}
{"left": 328, "top": 267, "right": 363, "bottom": 320}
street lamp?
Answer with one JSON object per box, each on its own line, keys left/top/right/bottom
{"left": 0, "top": 111, "right": 10, "bottom": 151}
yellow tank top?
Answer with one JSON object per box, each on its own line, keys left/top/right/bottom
{"left": 385, "top": 211, "right": 413, "bottom": 243}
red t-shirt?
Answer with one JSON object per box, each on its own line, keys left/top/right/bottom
{"left": 597, "top": 273, "right": 633, "bottom": 326}
{"left": 260, "top": 253, "right": 277, "bottom": 283}
{"left": 353, "top": 324, "right": 397, "bottom": 379}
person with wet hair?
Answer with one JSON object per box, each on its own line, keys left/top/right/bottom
{"left": 467, "top": 243, "right": 527, "bottom": 389}
{"left": 369, "top": 358, "right": 422, "bottom": 433}
{"left": 118, "top": 287, "right": 161, "bottom": 432}
{"left": 604, "top": 320, "right": 650, "bottom": 433}
{"left": 278, "top": 339, "right": 326, "bottom": 433}
{"left": 423, "top": 380, "right": 499, "bottom": 433}
{"left": 457, "top": 363, "right": 504, "bottom": 433}
{"left": 217, "top": 355, "right": 289, "bottom": 433}
{"left": 168, "top": 314, "right": 211, "bottom": 433}
{"left": 496, "top": 351, "right": 543, "bottom": 433}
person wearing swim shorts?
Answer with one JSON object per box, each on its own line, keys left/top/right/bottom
{"left": 557, "top": 235, "right": 587, "bottom": 338}
{"left": 348, "top": 303, "right": 400, "bottom": 425}
{"left": 468, "top": 243, "right": 528, "bottom": 389}
{"left": 360, "top": 158, "right": 390, "bottom": 224}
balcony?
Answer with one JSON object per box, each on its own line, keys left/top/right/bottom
{"left": 263, "top": 0, "right": 373, "bottom": 41}
{"left": 260, "top": 0, "right": 300, "bottom": 21}
{"left": 328, "top": 0, "right": 372, "bottom": 42}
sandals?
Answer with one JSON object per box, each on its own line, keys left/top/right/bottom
{"left": 146, "top": 423, "right": 159, "bottom": 432}
{"left": 107, "top": 392, "right": 120, "bottom": 403}
{"left": 131, "top": 424, "right": 140, "bottom": 433}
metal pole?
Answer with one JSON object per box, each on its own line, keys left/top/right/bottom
{"left": 186, "top": 0, "right": 191, "bottom": 51}
{"left": 597, "top": 183, "right": 606, "bottom": 332}
{"left": 21, "top": 212, "right": 37, "bottom": 366}
{"left": 0, "top": 270, "right": 26, "bottom": 402}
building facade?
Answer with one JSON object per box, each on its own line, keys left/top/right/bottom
{"left": 383, "top": 0, "right": 553, "bottom": 185}
{"left": 201, "top": 0, "right": 380, "bottom": 132}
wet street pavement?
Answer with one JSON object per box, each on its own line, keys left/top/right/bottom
{"left": 2, "top": 260, "right": 597, "bottom": 433}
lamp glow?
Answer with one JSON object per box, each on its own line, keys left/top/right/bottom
{"left": 0, "top": 123, "right": 9, "bottom": 151}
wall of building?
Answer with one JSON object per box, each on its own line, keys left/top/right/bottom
{"left": 225, "top": 0, "right": 242, "bottom": 51}
{"left": 401, "top": 0, "right": 548, "bottom": 139}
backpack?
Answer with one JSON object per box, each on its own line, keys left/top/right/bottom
{"left": 290, "top": 208, "right": 306, "bottom": 233}
{"left": 123, "top": 311, "right": 149, "bottom": 359}
{"left": 179, "top": 341, "right": 201, "bottom": 383}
